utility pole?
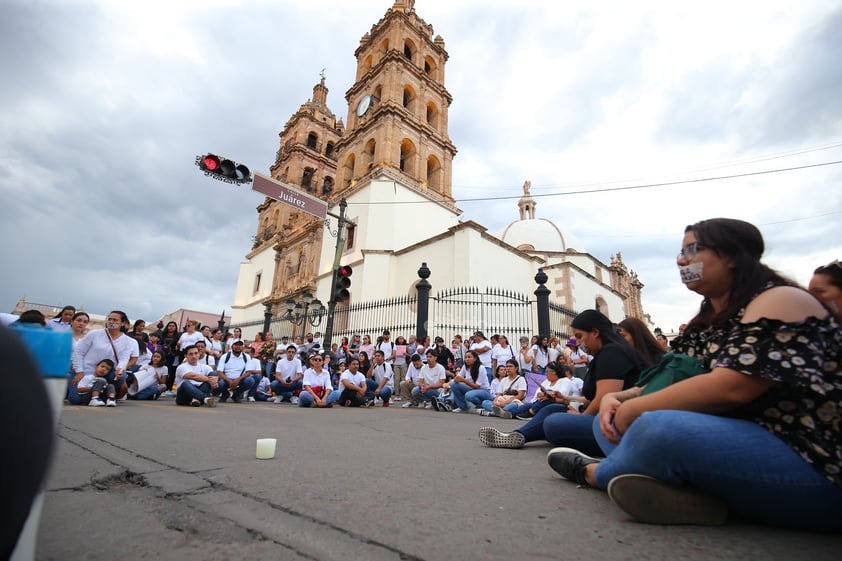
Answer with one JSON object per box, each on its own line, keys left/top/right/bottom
{"left": 322, "top": 198, "right": 348, "bottom": 347}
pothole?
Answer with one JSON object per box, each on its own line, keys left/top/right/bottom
{"left": 92, "top": 469, "right": 148, "bottom": 490}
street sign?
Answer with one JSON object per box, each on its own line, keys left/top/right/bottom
{"left": 252, "top": 172, "right": 328, "bottom": 220}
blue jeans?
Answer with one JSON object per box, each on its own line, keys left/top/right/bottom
{"left": 449, "top": 382, "right": 473, "bottom": 409}
{"left": 514, "top": 405, "right": 603, "bottom": 456}
{"left": 365, "top": 380, "right": 392, "bottom": 403}
{"left": 593, "top": 410, "right": 842, "bottom": 532}
{"left": 217, "top": 377, "right": 255, "bottom": 402}
{"left": 270, "top": 378, "right": 302, "bottom": 401}
{"left": 411, "top": 386, "right": 440, "bottom": 404}
{"left": 176, "top": 381, "right": 213, "bottom": 405}
{"left": 465, "top": 388, "right": 492, "bottom": 409}
{"left": 248, "top": 374, "right": 263, "bottom": 398}
{"left": 134, "top": 385, "right": 162, "bottom": 400}
{"left": 298, "top": 391, "right": 340, "bottom": 407}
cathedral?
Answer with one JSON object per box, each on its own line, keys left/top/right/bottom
{"left": 230, "top": 0, "right": 647, "bottom": 334}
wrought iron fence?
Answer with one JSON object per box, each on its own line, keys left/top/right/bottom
{"left": 548, "top": 301, "right": 579, "bottom": 340}
{"left": 429, "top": 286, "right": 534, "bottom": 342}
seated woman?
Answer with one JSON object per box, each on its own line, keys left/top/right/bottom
{"left": 448, "top": 350, "right": 491, "bottom": 412}
{"left": 547, "top": 218, "right": 842, "bottom": 532}
{"left": 128, "top": 350, "right": 168, "bottom": 400}
{"left": 477, "top": 358, "right": 527, "bottom": 417}
{"left": 299, "top": 353, "right": 339, "bottom": 408}
{"left": 495, "top": 361, "right": 576, "bottom": 420}
{"left": 617, "top": 317, "right": 664, "bottom": 367}
{"left": 479, "top": 309, "right": 646, "bottom": 450}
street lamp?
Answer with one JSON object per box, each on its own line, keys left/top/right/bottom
{"left": 281, "top": 292, "right": 326, "bottom": 331}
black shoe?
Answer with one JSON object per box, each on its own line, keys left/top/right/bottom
{"left": 514, "top": 412, "right": 533, "bottom": 420}
{"left": 430, "top": 396, "right": 441, "bottom": 411}
{"left": 546, "top": 447, "right": 601, "bottom": 487}
{"left": 607, "top": 474, "right": 728, "bottom": 526}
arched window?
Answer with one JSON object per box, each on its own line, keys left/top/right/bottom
{"left": 426, "top": 102, "right": 438, "bottom": 127}
{"left": 322, "top": 177, "right": 334, "bottom": 195}
{"left": 403, "top": 40, "right": 414, "bottom": 62}
{"left": 325, "top": 142, "right": 335, "bottom": 159}
{"left": 403, "top": 85, "right": 416, "bottom": 115}
{"left": 306, "top": 132, "right": 318, "bottom": 150}
{"left": 302, "top": 167, "right": 315, "bottom": 191}
{"left": 364, "top": 138, "right": 376, "bottom": 172}
{"left": 342, "top": 154, "right": 355, "bottom": 189}
{"left": 424, "top": 56, "right": 437, "bottom": 78}
{"left": 426, "top": 155, "right": 441, "bottom": 191}
{"left": 399, "top": 139, "right": 416, "bottom": 175}
{"left": 595, "top": 296, "right": 609, "bottom": 316}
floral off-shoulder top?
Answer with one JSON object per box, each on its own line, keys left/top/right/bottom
{"left": 671, "top": 284, "right": 842, "bottom": 487}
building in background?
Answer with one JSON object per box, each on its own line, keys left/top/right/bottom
{"left": 231, "top": 0, "right": 649, "bottom": 337}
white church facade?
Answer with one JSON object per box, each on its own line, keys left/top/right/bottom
{"left": 230, "top": 1, "right": 646, "bottom": 337}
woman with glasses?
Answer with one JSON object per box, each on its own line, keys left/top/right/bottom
{"left": 809, "top": 259, "right": 842, "bottom": 321}
{"left": 299, "top": 353, "right": 339, "bottom": 408}
{"left": 547, "top": 218, "right": 842, "bottom": 532}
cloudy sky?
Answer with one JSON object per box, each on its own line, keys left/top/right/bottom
{"left": 2, "top": 0, "right": 840, "bottom": 333}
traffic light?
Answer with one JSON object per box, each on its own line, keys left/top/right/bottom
{"left": 196, "top": 153, "right": 251, "bottom": 185}
{"left": 333, "top": 265, "right": 353, "bottom": 302}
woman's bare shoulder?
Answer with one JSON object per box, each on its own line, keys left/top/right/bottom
{"left": 743, "top": 286, "right": 827, "bottom": 323}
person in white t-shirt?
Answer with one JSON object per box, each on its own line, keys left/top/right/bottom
{"left": 448, "top": 350, "right": 492, "bottom": 413}
{"left": 490, "top": 335, "right": 516, "bottom": 373}
{"left": 177, "top": 320, "right": 204, "bottom": 354}
{"left": 242, "top": 346, "right": 263, "bottom": 401}
{"left": 299, "top": 353, "right": 339, "bottom": 408}
{"left": 175, "top": 345, "right": 218, "bottom": 407}
{"left": 337, "top": 358, "right": 368, "bottom": 407}
{"left": 215, "top": 340, "right": 254, "bottom": 403}
{"left": 495, "top": 361, "right": 574, "bottom": 420}
{"left": 399, "top": 354, "right": 423, "bottom": 406}
{"left": 411, "top": 350, "right": 446, "bottom": 409}
{"left": 365, "top": 349, "right": 394, "bottom": 406}
{"left": 128, "top": 350, "right": 168, "bottom": 400}
{"left": 479, "top": 359, "right": 526, "bottom": 415}
{"left": 469, "top": 331, "right": 493, "bottom": 382}
{"left": 531, "top": 336, "right": 550, "bottom": 376}
{"left": 194, "top": 340, "right": 217, "bottom": 369}
{"left": 70, "top": 310, "right": 136, "bottom": 402}
{"left": 271, "top": 345, "right": 304, "bottom": 404}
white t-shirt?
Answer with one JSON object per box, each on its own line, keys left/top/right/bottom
{"left": 196, "top": 352, "right": 216, "bottom": 368}
{"left": 405, "top": 363, "right": 423, "bottom": 385}
{"left": 339, "top": 370, "right": 366, "bottom": 390}
{"left": 489, "top": 378, "right": 500, "bottom": 395}
{"left": 377, "top": 340, "right": 396, "bottom": 363}
{"left": 419, "top": 362, "right": 446, "bottom": 386}
{"left": 72, "top": 329, "right": 136, "bottom": 374}
{"left": 175, "top": 361, "right": 215, "bottom": 388}
{"left": 303, "top": 368, "right": 333, "bottom": 391}
{"left": 78, "top": 373, "right": 98, "bottom": 389}
{"left": 177, "top": 331, "right": 204, "bottom": 351}
{"left": 371, "top": 362, "right": 394, "bottom": 389}
{"left": 217, "top": 352, "right": 248, "bottom": 379}
{"left": 255, "top": 376, "right": 271, "bottom": 396}
{"left": 245, "top": 356, "right": 262, "bottom": 375}
{"left": 455, "top": 364, "right": 491, "bottom": 390}
{"left": 276, "top": 356, "right": 303, "bottom": 381}
{"left": 498, "top": 375, "right": 527, "bottom": 396}
{"left": 470, "top": 340, "right": 493, "bottom": 368}
{"left": 531, "top": 346, "right": 549, "bottom": 368}
{"left": 491, "top": 343, "right": 515, "bottom": 368}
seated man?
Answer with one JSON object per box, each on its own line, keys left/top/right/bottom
{"left": 411, "top": 350, "right": 446, "bottom": 409}
{"left": 399, "top": 354, "right": 423, "bottom": 406}
{"left": 271, "top": 345, "right": 304, "bottom": 404}
{"left": 215, "top": 339, "right": 255, "bottom": 403}
{"left": 175, "top": 345, "right": 218, "bottom": 407}
{"left": 365, "top": 349, "right": 394, "bottom": 407}
{"left": 337, "top": 358, "right": 368, "bottom": 407}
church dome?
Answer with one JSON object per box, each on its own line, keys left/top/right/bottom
{"left": 499, "top": 218, "right": 585, "bottom": 253}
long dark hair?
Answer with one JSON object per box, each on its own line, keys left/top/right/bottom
{"left": 464, "top": 349, "right": 481, "bottom": 382}
{"left": 814, "top": 260, "right": 842, "bottom": 289}
{"left": 618, "top": 317, "right": 663, "bottom": 367}
{"left": 684, "top": 218, "right": 796, "bottom": 333}
{"left": 570, "top": 309, "right": 646, "bottom": 370}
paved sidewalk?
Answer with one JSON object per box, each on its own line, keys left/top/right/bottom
{"left": 36, "top": 400, "right": 841, "bottom": 560}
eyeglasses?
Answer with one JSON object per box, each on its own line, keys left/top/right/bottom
{"left": 677, "top": 242, "right": 709, "bottom": 261}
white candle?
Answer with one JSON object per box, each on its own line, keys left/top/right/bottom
{"left": 256, "top": 438, "right": 277, "bottom": 459}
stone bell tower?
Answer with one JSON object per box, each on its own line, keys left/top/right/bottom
{"left": 334, "top": 0, "right": 457, "bottom": 204}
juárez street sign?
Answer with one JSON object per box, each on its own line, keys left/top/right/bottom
{"left": 251, "top": 172, "right": 328, "bottom": 220}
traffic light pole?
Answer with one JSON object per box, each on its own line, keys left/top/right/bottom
{"left": 322, "top": 198, "right": 348, "bottom": 348}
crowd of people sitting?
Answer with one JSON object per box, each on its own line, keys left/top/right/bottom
{"left": 4, "top": 218, "right": 841, "bottom": 532}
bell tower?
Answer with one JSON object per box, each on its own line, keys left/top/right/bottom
{"left": 334, "top": 0, "right": 457, "bottom": 204}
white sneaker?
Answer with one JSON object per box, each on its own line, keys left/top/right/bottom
{"left": 423, "top": 402, "right": 432, "bottom": 409}
{"left": 106, "top": 399, "right": 117, "bottom": 407}
{"left": 273, "top": 396, "right": 282, "bottom": 404}
{"left": 451, "top": 407, "right": 463, "bottom": 413}
{"left": 89, "top": 398, "right": 105, "bottom": 407}
{"left": 248, "top": 396, "right": 256, "bottom": 402}
{"left": 401, "top": 402, "right": 413, "bottom": 408}
{"left": 291, "top": 396, "right": 299, "bottom": 405}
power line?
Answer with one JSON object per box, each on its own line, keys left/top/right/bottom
{"left": 352, "top": 159, "right": 842, "bottom": 205}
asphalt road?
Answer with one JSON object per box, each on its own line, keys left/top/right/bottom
{"left": 34, "top": 398, "right": 841, "bottom": 561}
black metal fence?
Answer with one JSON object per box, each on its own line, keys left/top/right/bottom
{"left": 229, "top": 290, "right": 578, "bottom": 344}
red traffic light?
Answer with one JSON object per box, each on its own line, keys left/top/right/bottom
{"left": 338, "top": 265, "right": 353, "bottom": 277}
{"left": 201, "top": 154, "right": 221, "bottom": 171}
{"left": 334, "top": 265, "right": 353, "bottom": 302}
{"left": 197, "top": 153, "right": 251, "bottom": 184}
